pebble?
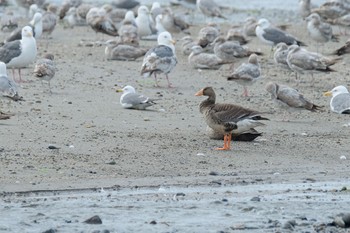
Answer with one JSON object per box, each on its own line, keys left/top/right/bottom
{"left": 84, "top": 215, "right": 102, "bottom": 224}
{"left": 209, "top": 171, "right": 219, "bottom": 176}
{"left": 196, "top": 152, "right": 205, "bottom": 156}
{"left": 48, "top": 145, "right": 60, "bottom": 150}
{"left": 340, "top": 155, "right": 347, "bottom": 160}
{"left": 283, "top": 220, "right": 296, "bottom": 229}
{"left": 150, "top": 220, "right": 157, "bottom": 225}
{"left": 250, "top": 196, "right": 261, "bottom": 202}
{"left": 42, "top": 229, "right": 57, "bottom": 233}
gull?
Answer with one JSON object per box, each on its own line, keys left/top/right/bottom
{"left": 105, "top": 39, "right": 147, "bottom": 61}
{"left": 212, "top": 37, "right": 262, "bottom": 63}
{"left": 286, "top": 45, "right": 339, "bottom": 84}
{"left": 266, "top": 82, "right": 321, "bottom": 120}
{"left": 116, "top": 85, "right": 157, "bottom": 110}
{"left": 256, "top": 18, "right": 305, "bottom": 48}
{"left": 119, "top": 11, "right": 139, "bottom": 45}
{"left": 42, "top": 4, "right": 58, "bottom": 38}
{"left": 226, "top": 54, "right": 261, "bottom": 97}
{"left": 34, "top": 53, "right": 55, "bottom": 93}
{"left": 226, "top": 26, "right": 249, "bottom": 45}
{"left": 0, "top": 26, "right": 37, "bottom": 83}
{"left": 5, "top": 12, "right": 42, "bottom": 43}
{"left": 324, "top": 85, "right": 350, "bottom": 114}
{"left": 333, "top": 39, "right": 350, "bottom": 55}
{"left": 0, "top": 62, "right": 18, "bottom": 119}
{"left": 112, "top": 0, "right": 140, "bottom": 10}
{"left": 159, "top": 8, "right": 190, "bottom": 34}
{"left": 151, "top": 2, "right": 163, "bottom": 22}
{"left": 135, "top": 5, "right": 154, "bottom": 38}
{"left": 1, "top": 10, "right": 19, "bottom": 32}
{"left": 299, "top": 0, "right": 311, "bottom": 19}
{"left": 196, "top": 0, "right": 227, "bottom": 19}
{"left": 141, "top": 31, "right": 177, "bottom": 87}
{"left": 197, "top": 23, "right": 220, "bottom": 52}
{"left": 243, "top": 17, "right": 258, "bottom": 37}
{"left": 86, "top": 7, "right": 119, "bottom": 37}
{"left": 311, "top": 1, "right": 348, "bottom": 21}
{"left": 188, "top": 45, "right": 228, "bottom": 70}
{"left": 180, "top": 35, "right": 197, "bottom": 55}
{"left": 306, "top": 13, "right": 338, "bottom": 45}
{"left": 274, "top": 42, "right": 291, "bottom": 71}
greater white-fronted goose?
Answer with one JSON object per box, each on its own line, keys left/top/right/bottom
{"left": 324, "top": 85, "right": 350, "bottom": 114}
{"left": 195, "top": 86, "right": 268, "bottom": 150}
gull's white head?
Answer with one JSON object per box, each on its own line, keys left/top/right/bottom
{"left": 122, "top": 85, "right": 136, "bottom": 94}
{"left": 275, "top": 42, "right": 289, "bottom": 51}
{"left": 32, "top": 12, "right": 42, "bottom": 24}
{"left": 306, "top": 13, "right": 320, "bottom": 22}
{"left": 138, "top": 5, "right": 149, "bottom": 16}
{"left": 22, "top": 26, "right": 34, "bottom": 38}
{"left": 325, "top": 85, "right": 349, "bottom": 97}
{"left": 157, "top": 31, "right": 176, "bottom": 51}
{"left": 257, "top": 18, "right": 270, "bottom": 28}
{"left": 190, "top": 45, "right": 203, "bottom": 55}
{"left": 125, "top": 11, "right": 135, "bottom": 21}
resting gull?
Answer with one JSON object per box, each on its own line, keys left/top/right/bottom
{"left": 324, "top": 85, "right": 350, "bottom": 114}
{"left": 116, "top": 85, "right": 157, "bottom": 110}
{"left": 197, "top": 23, "right": 220, "bottom": 52}
{"left": 140, "top": 31, "right": 177, "bottom": 87}
{"left": 34, "top": 53, "right": 55, "bottom": 93}
{"left": 180, "top": 35, "right": 197, "bottom": 55}
{"left": 0, "top": 26, "right": 37, "bottom": 83}
{"left": 119, "top": 11, "right": 139, "bottom": 45}
{"left": 274, "top": 42, "right": 291, "bottom": 71}
{"left": 306, "top": 13, "right": 338, "bottom": 44}
{"left": 188, "top": 45, "right": 228, "bottom": 70}
{"left": 196, "top": 0, "right": 227, "bottom": 19}
{"left": 105, "top": 39, "right": 147, "bottom": 61}
{"left": 135, "top": 6, "right": 154, "bottom": 38}
{"left": 212, "top": 37, "right": 262, "bottom": 63}
{"left": 0, "top": 62, "right": 18, "bottom": 100}
{"left": 332, "top": 39, "right": 350, "bottom": 56}
{"left": 266, "top": 81, "right": 321, "bottom": 120}
{"left": 226, "top": 54, "right": 261, "bottom": 97}
{"left": 159, "top": 8, "right": 190, "bottom": 34}
{"left": 255, "top": 18, "right": 305, "bottom": 48}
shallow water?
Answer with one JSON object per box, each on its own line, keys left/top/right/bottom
{"left": 1, "top": 181, "right": 349, "bottom": 232}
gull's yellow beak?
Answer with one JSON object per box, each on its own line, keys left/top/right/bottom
{"left": 28, "top": 31, "right": 33, "bottom": 37}
{"left": 323, "top": 91, "right": 332, "bottom": 97}
{"left": 116, "top": 89, "right": 123, "bottom": 93}
{"left": 170, "top": 39, "right": 176, "bottom": 45}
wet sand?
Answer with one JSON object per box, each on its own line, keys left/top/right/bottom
{"left": 0, "top": 3, "right": 350, "bottom": 232}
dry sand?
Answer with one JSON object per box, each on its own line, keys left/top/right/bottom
{"left": 0, "top": 5, "right": 350, "bottom": 232}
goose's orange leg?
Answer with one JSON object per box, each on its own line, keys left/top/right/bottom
{"left": 216, "top": 134, "right": 231, "bottom": 150}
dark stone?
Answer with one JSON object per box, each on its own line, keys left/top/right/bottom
{"left": 42, "top": 229, "right": 57, "bottom": 233}
{"left": 84, "top": 215, "right": 102, "bottom": 224}
{"left": 48, "top": 145, "right": 59, "bottom": 149}
{"left": 150, "top": 220, "right": 157, "bottom": 225}
{"left": 283, "top": 220, "right": 296, "bottom": 229}
{"left": 250, "top": 196, "right": 260, "bottom": 202}
{"left": 209, "top": 171, "right": 219, "bottom": 176}
{"left": 176, "top": 192, "right": 185, "bottom": 197}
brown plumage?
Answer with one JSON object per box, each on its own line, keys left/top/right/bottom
{"left": 86, "top": 7, "right": 118, "bottom": 37}
{"left": 333, "top": 39, "right": 350, "bottom": 56}
{"left": 195, "top": 87, "right": 268, "bottom": 150}
{"left": 34, "top": 53, "right": 55, "bottom": 93}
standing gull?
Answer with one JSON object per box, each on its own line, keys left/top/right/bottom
{"left": 226, "top": 54, "right": 261, "bottom": 97}
{"left": 286, "top": 45, "right": 338, "bottom": 84}
{"left": 86, "top": 7, "right": 119, "bottom": 37}
{"left": 255, "top": 18, "right": 305, "bottom": 48}
{"left": 141, "top": 31, "right": 177, "bottom": 87}
{"left": 42, "top": 4, "right": 58, "bottom": 38}
{"left": 306, "top": 13, "right": 338, "bottom": 45}
{"left": 0, "top": 26, "right": 37, "bottom": 83}
{"left": 266, "top": 82, "right": 321, "bottom": 120}
{"left": 324, "top": 85, "right": 350, "bottom": 114}
{"left": 119, "top": 11, "right": 139, "bottom": 45}
{"left": 195, "top": 87, "right": 268, "bottom": 150}
{"left": 0, "top": 62, "right": 19, "bottom": 119}
{"left": 196, "top": 0, "right": 227, "bottom": 19}
{"left": 34, "top": 53, "right": 55, "bottom": 93}
{"left": 116, "top": 85, "right": 157, "bottom": 110}
{"left": 135, "top": 6, "right": 154, "bottom": 38}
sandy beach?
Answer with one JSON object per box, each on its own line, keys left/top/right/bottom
{"left": 0, "top": 1, "right": 350, "bottom": 232}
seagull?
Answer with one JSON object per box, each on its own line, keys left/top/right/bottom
{"left": 0, "top": 62, "right": 18, "bottom": 100}
{"left": 180, "top": 35, "right": 197, "bottom": 55}
{"left": 324, "top": 85, "right": 350, "bottom": 114}
{"left": 212, "top": 37, "right": 262, "bottom": 63}
{"left": 255, "top": 18, "right": 306, "bottom": 48}
{"left": 119, "top": 11, "right": 139, "bottom": 45}
{"left": 42, "top": 4, "right": 58, "bottom": 38}
{"left": 333, "top": 39, "right": 350, "bottom": 56}
{"left": 286, "top": 45, "right": 339, "bottom": 85}
{"left": 197, "top": 23, "right": 220, "bottom": 52}
{"left": 4, "top": 12, "right": 42, "bottom": 43}
{"left": 135, "top": 5, "right": 154, "bottom": 38}
{"left": 159, "top": 8, "right": 190, "bottom": 34}
{"left": 105, "top": 39, "right": 147, "bottom": 61}
{"left": 112, "top": 0, "right": 140, "bottom": 10}
{"left": 196, "top": 0, "right": 227, "bottom": 19}
{"left": 86, "top": 7, "right": 119, "bottom": 37}
{"left": 188, "top": 45, "right": 228, "bottom": 70}
{"left": 243, "top": 17, "right": 258, "bottom": 37}
{"left": 226, "top": 54, "right": 261, "bottom": 97}
{"left": 34, "top": 53, "right": 55, "bottom": 93}
{"left": 306, "top": 13, "right": 338, "bottom": 45}
{"left": 266, "top": 82, "right": 321, "bottom": 120}
{"left": 225, "top": 26, "right": 249, "bottom": 45}
{"left": 116, "top": 85, "right": 157, "bottom": 110}
{"left": 299, "top": 0, "right": 311, "bottom": 19}
{"left": 274, "top": 42, "right": 291, "bottom": 71}
{"left": 0, "top": 26, "right": 37, "bottom": 83}
{"left": 141, "top": 31, "right": 177, "bottom": 87}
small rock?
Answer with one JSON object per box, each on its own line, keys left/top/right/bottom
{"left": 106, "top": 161, "right": 116, "bottom": 165}
{"left": 196, "top": 152, "right": 205, "bottom": 156}
{"left": 150, "top": 220, "right": 157, "bottom": 225}
{"left": 84, "top": 215, "right": 102, "bottom": 224}
{"left": 301, "top": 132, "right": 308, "bottom": 136}
{"left": 209, "top": 171, "right": 219, "bottom": 176}
{"left": 283, "top": 220, "right": 296, "bottom": 229}
{"left": 176, "top": 192, "right": 185, "bottom": 197}
{"left": 48, "top": 145, "right": 60, "bottom": 150}
{"left": 143, "top": 118, "right": 150, "bottom": 121}
{"left": 42, "top": 229, "right": 57, "bottom": 233}
{"left": 340, "top": 155, "right": 347, "bottom": 160}
{"left": 250, "top": 196, "right": 260, "bottom": 202}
